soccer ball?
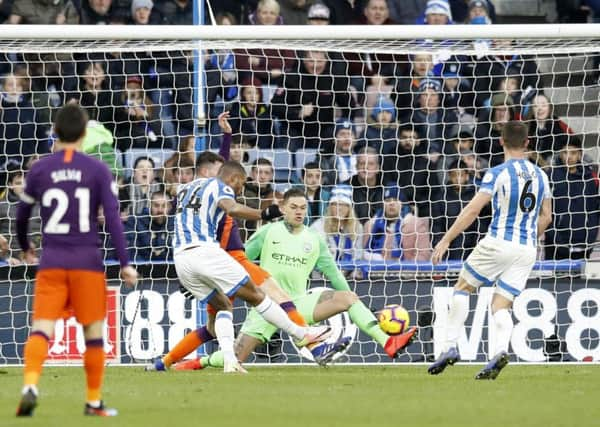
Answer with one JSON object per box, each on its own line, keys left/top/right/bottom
{"left": 377, "top": 304, "right": 410, "bottom": 335}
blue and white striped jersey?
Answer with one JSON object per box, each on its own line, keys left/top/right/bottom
{"left": 479, "top": 158, "right": 551, "bottom": 247}
{"left": 173, "top": 177, "right": 236, "bottom": 254}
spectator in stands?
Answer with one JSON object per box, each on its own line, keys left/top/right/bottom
{"left": 124, "top": 156, "right": 162, "bottom": 216}
{"left": 23, "top": 53, "right": 78, "bottom": 124}
{"left": 79, "top": 0, "right": 113, "bottom": 24}
{"left": 387, "top": 0, "right": 427, "bottom": 24}
{"left": 394, "top": 53, "right": 434, "bottom": 121}
{"left": 0, "top": 165, "right": 41, "bottom": 264}
{"left": 545, "top": 137, "right": 600, "bottom": 260}
{"left": 311, "top": 184, "right": 363, "bottom": 263}
{"left": 306, "top": 2, "right": 330, "bottom": 24}
{"left": 321, "top": 119, "right": 358, "bottom": 185}
{"left": 239, "top": 157, "right": 283, "bottom": 239}
{"left": 162, "top": 135, "right": 195, "bottom": 188}
{"left": 130, "top": 0, "right": 161, "bottom": 25}
{"left": 431, "top": 159, "right": 490, "bottom": 260}
{"left": 474, "top": 93, "right": 517, "bottom": 167}
{"left": 229, "top": 77, "right": 279, "bottom": 149}
{"left": 114, "top": 75, "right": 164, "bottom": 151}
{"left": 238, "top": 0, "right": 295, "bottom": 86}
{"left": 472, "top": 39, "right": 541, "bottom": 110}
{"left": 7, "top": 0, "right": 79, "bottom": 24}
{"left": 82, "top": 120, "right": 123, "bottom": 179}
{"left": 271, "top": 49, "right": 354, "bottom": 149}
{"left": 449, "top": 0, "right": 496, "bottom": 23}
{"left": 441, "top": 62, "right": 475, "bottom": 120}
{"left": 364, "top": 96, "right": 399, "bottom": 154}
{"left": 343, "top": 146, "right": 384, "bottom": 223}
{"left": 230, "top": 134, "right": 252, "bottom": 167}
{"left": 164, "top": 155, "right": 194, "bottom": 197}
{"left": 419, "top": 0, "right": 454, "bottom": 25}
{"left": 299, "top": 161, "right": 330, "bottom": 225}
{"left": 279, "top": 0, "right": 312, "bottom": 24}
{"left": 66, "top": 61, "right": 113, "bottom": 124}
{"left": 0, "top": 72, "right": 49, "bottom": 165}
{"left": 363, "top": 186, "right": 431, "bottom": 262}
{"left": 126, "top": 191, "right": 174, "bottom": 261}
{"left": 410, "top": 78, "right": 458, "bottom": 159}
{"left": 156, "top": 0, "right": 193, "bottom": 25}
{"left": 321, "top": 0, "right": 360, "bottom": 24}
{"left": 343, "top": 0, "right": 405, "bottom": 90}
{"left": 527, "top": 93, "right": 572, "bottom": 163}
{"left": 383, "top": 125, "right": 439, "bottom": 217}
{"left": 556, "top": 0, "right": 592, "bottom": 23}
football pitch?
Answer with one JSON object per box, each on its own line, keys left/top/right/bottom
{"left": 1, "top": 365, "right": 599, "bottom": 427}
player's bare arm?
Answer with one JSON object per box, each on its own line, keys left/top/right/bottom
{"left": 537, "top": 198, "right": 552, "bottom": 238}
{"left": 218, "top": 198, "right": 282, "bottom": 222}
{"left": 432, "top": 192, "right": 492, "bottom": 265}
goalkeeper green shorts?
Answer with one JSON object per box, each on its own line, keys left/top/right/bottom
{"left": 240, "top": 288, "right": 325, "bottom": 343}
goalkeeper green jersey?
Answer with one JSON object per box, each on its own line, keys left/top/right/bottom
{"left": 245, "top": 221, "right": 350, "bottom": 298}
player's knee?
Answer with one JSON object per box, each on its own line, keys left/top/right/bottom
{"left": 209, "top": 292, "right": 233, "bottom": 312}
{"left": 83, "top": 320, "right": 104, "bottom": 340}
{"left": 338, "top": 291, "right": 359, "bottom": 309}
{"left": 242, "top": 284, "right": 266, "bottom": 306}
{"left": 31, "top": 319, "right": 56, "bottom": 339}
{"left": 455, "top": 278, "right": 476, "bottom": 294}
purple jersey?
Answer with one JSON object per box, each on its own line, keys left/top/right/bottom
{"left": 17, "top": 149, "right": 129, "bottom": 271}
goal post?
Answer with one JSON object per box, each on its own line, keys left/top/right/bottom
{"left": 0, "top": 24, "right": 599, "bottom": 366}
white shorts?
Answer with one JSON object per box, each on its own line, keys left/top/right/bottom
{"left": 174, "top": 245, "right": 249, "bottom": 303}
{"left": 460, "top": 236, "right": 537, "bottom": 301}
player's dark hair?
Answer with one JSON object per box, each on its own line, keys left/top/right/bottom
{"left": 175, "top": 155, "right": 195, "bottom": 171}
{"left": 218, "top": 161, "right": 247, "bottom": 179}
{"left": 283, "top": 187, "right": 307, "bottom": 203}
{"left": 564, "top": 135, "right": 583, "bottom": 150}
{"left": 54, "top": 104, "right": 88, "bottom": 143}
{"left": 302, "top": 161, "right": 320, "bottom": 178}
{"left": 134, "top": 156, "right": 155, "bottom": 169}
{"left": 252, "top": 157, "right": 274, "bottom": 170}
{"left": 196, "top": 151, "right": 225, "bottom": 170}
{"left": 150, "top": 190, "right": 169, "bottom": 201}
{"left": 501, "top": 120, "right": 529, "bottom": 150}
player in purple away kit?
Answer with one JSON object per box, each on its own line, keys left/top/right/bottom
{"left": 16, "top": 104, "right": 138, "bottom": 417}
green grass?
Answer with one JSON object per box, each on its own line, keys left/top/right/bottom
{"left": 1, "top": 365, "right": 599, "bottom": 427}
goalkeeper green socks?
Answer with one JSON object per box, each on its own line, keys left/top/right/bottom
{"left": 200, "top": 351, "right": 224, "bottom": 369}
{"left": 348, "top": 302, "right": 389, "bottom": 347}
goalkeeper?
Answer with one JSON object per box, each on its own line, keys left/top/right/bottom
{"left": 174, "top": 188, "right": 417, "bottom": 370}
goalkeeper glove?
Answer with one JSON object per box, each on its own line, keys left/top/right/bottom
{"left": 261, "top": 204, "right": 282, "bottom": 222}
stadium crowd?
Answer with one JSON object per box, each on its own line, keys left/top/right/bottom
{"left": 0, "top": 0, "right": 598, "bottom": 268}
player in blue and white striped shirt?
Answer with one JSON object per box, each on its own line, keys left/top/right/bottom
{"left": 428, "top": 121, "right": 552, "bottom": 379}
{"left": 172, "top": 161, "right": 331, "bottom": 373}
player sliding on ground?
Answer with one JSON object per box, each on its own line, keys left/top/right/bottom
{"left": 167, "top": 160, "right": 331, "bottom": 373}
{"left": 173, "top": 188, "right": 417, "bottom": 371}
{"left": 16, "top": 105, "right": 139, "bottom": 417}
{"left": 147, "top": 112, "right": 337, "bottom": 371}
{"left": 429, "top": 121, "right": 552, "bottom": 379}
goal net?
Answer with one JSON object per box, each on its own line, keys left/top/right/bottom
{"left": 0, "top": 24, "right": 599, "bottom": 365}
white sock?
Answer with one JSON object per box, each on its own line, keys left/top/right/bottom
{"left": 22, "top": 385, "right": 38, "bottom": 396}
{"left": 444, "top": 291, "right": 470, "bottom": 351}
{"left": 493, "top": 309, "right": 513, "bottom": 356}
{"left": 255, "top": 296, "right": 305, "bottom": 340}
{"left": 214, "top": 311, "right": 235, "bottom": 363}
